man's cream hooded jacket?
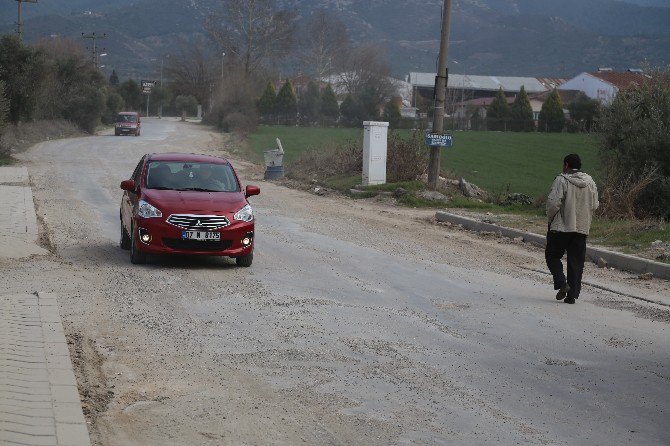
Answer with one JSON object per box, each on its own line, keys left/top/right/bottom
{"left": 546, "top": 170, "right": 599, "bottom": 235}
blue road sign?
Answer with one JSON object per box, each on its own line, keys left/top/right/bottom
{"left": 425, "top": 132, "right": 453, "bottom": 148}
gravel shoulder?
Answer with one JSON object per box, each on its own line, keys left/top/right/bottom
{"left": 2, "top": 118, "right": 668, "bottom": 445}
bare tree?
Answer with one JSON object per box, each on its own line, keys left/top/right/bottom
{"left": 164, "top": 39, "right": 215, "bottom": 111}
{"left": 206, "top": 0, "right": 297, "bottom": 77}
{"left": 299, "top": 9, "right": 350, "bottom": 79}
{"left": 335, "top": 44, "right": 396, "bottom": 120}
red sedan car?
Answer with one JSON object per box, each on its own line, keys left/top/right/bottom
{"left": 119, "top": 153, "right": 260, "bottom": 266}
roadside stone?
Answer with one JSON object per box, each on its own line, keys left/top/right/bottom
{"left": 313, "top": 187, "right": 329, "bottom": 196}
{"left": 459, "top": 178, "right": 486, "bottom": 199}
{"left": 393, "top": 187, "right": 408, "bottom": 198}
{"left": 651, "top": 240, "right": 663, "bottom": 247}
{"left": 502, "top": 193, "right": 532, "bottom": 206}
{"left": 419, "top": 190, "right": 449, "bottom": 202}
{"left": 596, "top": 257, "right": 608, "bottom": 268}
{"left": 513, "top": 236, "right": 524, "bottom": 243}
{"left": 638, "top": 272, "right": 654, "bottom": 280}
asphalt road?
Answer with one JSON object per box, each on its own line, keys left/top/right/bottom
{"left": 7, "top": 118, "right": 669, "bottom": 445}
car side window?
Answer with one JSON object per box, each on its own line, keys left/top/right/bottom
{"left": 131, "top": 157, "right": 145, "bottom": 187}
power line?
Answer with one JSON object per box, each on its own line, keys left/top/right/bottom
{"left": 81, "top": 32, "right": 107, "bottom": 68}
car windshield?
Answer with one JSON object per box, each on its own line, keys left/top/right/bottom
{"left": 117, "top": 114, "right": 137, "bottom": 123}
{"left": 145, "top": 161, "right": 240, "bottom": 192}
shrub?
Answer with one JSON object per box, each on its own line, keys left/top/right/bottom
{"left": 287, "top": 131, "right": 428, "bottom": 184}
{"left": 599, "top": 73, "right": 670, "bottom": 219}
{"left": 386, "top": 131, "right": 429, "bottom": 182}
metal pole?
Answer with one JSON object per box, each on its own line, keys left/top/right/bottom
{"left": 146, "top": 93, "right": 150, "bottom": 117}
{"left": 427, "top": 0, "right": 453, "bottom": 190}
{"left": 159, "top": 58, "right": 164, "bottom": 118}
{"left": 221, "top": 52, "right": 225, "bottom": 82}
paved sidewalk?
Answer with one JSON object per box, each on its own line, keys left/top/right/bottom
{"left": 1, "top": 167, "right": 90, "bottom": 445}
{"left": 0, "top": 167, "right": 48, "bottom": 259}
{"left": 0, "top": 293, "right": 90, "bottom": 446}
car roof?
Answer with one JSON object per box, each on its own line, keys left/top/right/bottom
{"left": 147, "top": 152, "right": 231, "bottom": 165}
{"left": 118, "top": 112, "right": 138, "bottom": 115}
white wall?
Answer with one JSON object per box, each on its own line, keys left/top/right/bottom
{"left": 559, "top": 73, "right": 618, "bottom": 104}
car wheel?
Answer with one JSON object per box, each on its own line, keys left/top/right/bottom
{"left": 235, "top": 252, "right": 253, "bottom": 267}
{"left": 120, "top": 220, "right": 131, "bottom": 250}
{"left": 130, "top": 225, "right": 147, "bottom": 264}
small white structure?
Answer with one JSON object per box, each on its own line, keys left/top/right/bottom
{"left": 362, "top": 121, "right": 389, "bottom": 186}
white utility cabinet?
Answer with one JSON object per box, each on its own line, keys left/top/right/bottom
{"left": 362, "top": 121, "right": 389, "bottom": 186}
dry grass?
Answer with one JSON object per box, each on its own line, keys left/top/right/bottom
{"left": 0, "top": 120, "right": 80, "bottom": 159}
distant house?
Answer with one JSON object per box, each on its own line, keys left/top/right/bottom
{"left": 558, "top": 69, "right": 651, "bottom": 104}
{"left": 407, "top": 72, "right": 565, "bottom": 112}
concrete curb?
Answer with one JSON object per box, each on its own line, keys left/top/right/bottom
{"left": 435, "top": 211, "right": 670, "bottom": 280}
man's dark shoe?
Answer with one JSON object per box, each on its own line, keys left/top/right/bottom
{"left": 564, "top": 296, "right": 576, "bottom": 304}
{"left": 556, "top": 284, "right": 571, "bottom": 300}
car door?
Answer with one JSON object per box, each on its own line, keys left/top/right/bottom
{"left": 122, "top": 156, "right": 146, "bottom": 233}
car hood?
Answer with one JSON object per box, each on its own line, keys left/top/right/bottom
{"left": 142, "top": 189, "right": 247, "bottom": 214}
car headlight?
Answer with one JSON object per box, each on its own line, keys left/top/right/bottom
{"left": 234, "top": 204, "right": 254, "bottom": 222}
{"left": 137, "top": 199, "right": 162, "bottom": 218}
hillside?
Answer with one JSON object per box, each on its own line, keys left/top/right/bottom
{"left": 1, "top": 0, "right": 669, "bottom": 80}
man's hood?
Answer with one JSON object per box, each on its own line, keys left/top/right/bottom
{"left": 561, "top": 171, "right": 591, "bottom": 188}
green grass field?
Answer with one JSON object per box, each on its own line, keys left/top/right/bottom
{"left": 248, "top": 126, "right": 600, "bottom": 199}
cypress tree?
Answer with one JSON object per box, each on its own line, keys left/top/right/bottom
{"left": 320, "top": 84, "right": 339, "bottom": 125}
{"left": 298, "top": 80, "right": 320, "bottom": 126}
{"left": 339, "top": 94, "right": 358, "bottom": 127}
{"left": 510, "top": 86, "right": 535, "bottom": 132}
{"left": 487, "top": 87, "right": 511, "bottom": 131}
{"left": 275, "top": 80, "right": 297, "bottom": 125}
{"left": 539, "top": 89, "right": 565, "bottom": 132}
{"left": 383, "top": 99, "right": 401, "bottom": 128}
{"left": 257, "top": 81, "right": 277, "bottom": 123}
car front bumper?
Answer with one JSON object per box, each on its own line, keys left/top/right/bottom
{"left": 133, "top": 216, "right": 254, "bottom": 257}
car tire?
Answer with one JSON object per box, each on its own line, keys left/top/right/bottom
{"left": 235, "top": 252, "right": 253, "bottom": 267}
{"left": 130, "top": 225, "right": 147, "bottom": 264}
{"left": 120, "top": 220, "right": 131, "bottom": 250}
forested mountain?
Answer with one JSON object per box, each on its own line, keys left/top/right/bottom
{"left": 1, "top": 0, "right": 668, "bottom": 79}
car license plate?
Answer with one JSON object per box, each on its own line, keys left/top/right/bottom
{"left": 182, "top": 231, "right": 221, "bottom": 241}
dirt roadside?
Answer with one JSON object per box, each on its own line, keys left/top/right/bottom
{"left": 4, "top": 119, "right": 669, "bottom": 445}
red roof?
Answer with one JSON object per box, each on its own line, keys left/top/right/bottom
{"left": 588, "top": 71, "right": 651, "bottom": 90}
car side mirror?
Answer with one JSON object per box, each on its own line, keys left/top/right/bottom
{"left": 120, "top": 179, "right": 136, "bottom": 191}
{"left": 245, "top": 185, "right": 260, "bottom": 198}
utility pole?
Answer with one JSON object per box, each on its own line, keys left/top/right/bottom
{"left": 81, "top": 32, "right": 106, "bottom": 68}
{"left": 159, "top": 57, "right": 164, "bottom": 118}
{"left": 427, "top": 0, "right": 453, "bottom": 190}
{"left": 15, "top": 0, "right": 38, "bottom": 41}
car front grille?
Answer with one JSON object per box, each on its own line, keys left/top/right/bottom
{"left": 166, "top": 214, "right": 230, "bottom": 230}
{"left": 162, "top": 238, "right": 233, "bottom": 251}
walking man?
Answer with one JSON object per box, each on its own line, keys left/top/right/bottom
{"left": 546, "top": 154, "right": 599, "bottom": 304}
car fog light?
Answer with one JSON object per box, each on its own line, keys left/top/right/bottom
{"left": 139, "top": 228, "right": 152, "bottom": 244}
{"left": 242, "top": 237, "right": 252, "bottom": 246}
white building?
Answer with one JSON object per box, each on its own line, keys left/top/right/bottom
{"left": 559, "top": 69, "right": 651, "bottom": 104}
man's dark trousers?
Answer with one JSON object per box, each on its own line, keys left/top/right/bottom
{"left": 545, "top": 231, "right": 587, "bottom": 299}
